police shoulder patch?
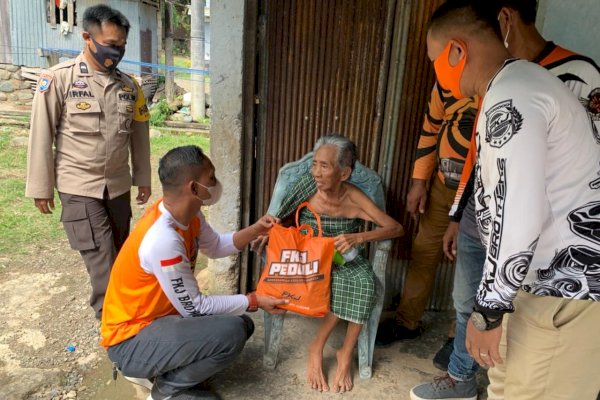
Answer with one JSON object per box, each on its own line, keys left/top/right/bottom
{"left": 38, "top": 73, "right": 53, "bottom": 93}
{"left": 485, "top": 99, "right": 523, "bottom": 148}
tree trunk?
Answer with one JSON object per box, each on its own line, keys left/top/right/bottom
{"left": 165, "top": 1, "right": 175, "bottom": 103}
{"left": 190, "top": 0, "right": 206, "bottom": 120}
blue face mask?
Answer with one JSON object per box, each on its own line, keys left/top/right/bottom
{"left": 89, "top": 35, "right": 125, "bottom": 73}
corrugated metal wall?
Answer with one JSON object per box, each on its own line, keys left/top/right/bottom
{"left": 381, "top": 0, "right": 452, "bottom": 310}
{"left": 6, "top": 0, "right": 157, "bottom": 73}
{"left": 138, "top": 1, "right": 159, "bottom": 74}
{"left": 251, "top": 0, "right": 455, "bottom": 310}
{"left": 9, "top": 0, "right": 49, "bottom": 67}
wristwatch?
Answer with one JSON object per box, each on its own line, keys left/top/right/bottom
{"left": 246, "top": 292, "right": 258, "bottom": 312}
{"left": 470, "top": 311, "right": 502, "bottom": 331}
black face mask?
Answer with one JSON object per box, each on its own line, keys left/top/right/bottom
{"left": 88, "top": 35, "right": 125, "bottom": 73}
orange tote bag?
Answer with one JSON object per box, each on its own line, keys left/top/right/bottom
{"left": 256, "top": 202, "right": 335, "bottom": 317}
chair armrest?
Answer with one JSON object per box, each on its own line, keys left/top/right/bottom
{"left": 374, "top": 239, "right": 392, "bottom": 253}
{"left": 371, "top": 239, "right": 392, "bottom": 282}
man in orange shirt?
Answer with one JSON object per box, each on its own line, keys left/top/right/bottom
{"left": 376, "top": 82, "right": 478, "bottom": 348}
{"left": 101, "top": 145, "right": 287, "bottom": 400}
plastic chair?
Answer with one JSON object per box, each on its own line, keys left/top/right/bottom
{"left": 262, "top": 152, "right": 392, "bottom": 379}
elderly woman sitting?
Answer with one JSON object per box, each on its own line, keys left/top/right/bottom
{"left": 266, "top": 134, "right": 404, "bottom": 393}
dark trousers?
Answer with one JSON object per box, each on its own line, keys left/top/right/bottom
{"left": 107, "top": 315, "right": 254, "bottom": 397}
{"left": 59, "top": 190, "right": 131, "bottom": 319}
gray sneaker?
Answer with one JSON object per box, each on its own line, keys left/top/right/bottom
{"left": 410, "top": 374, "right": 477, "bottom": 400}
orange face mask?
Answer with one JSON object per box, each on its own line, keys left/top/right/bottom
{"left": 433, "top": 40, "right": 467, "bottom": 99}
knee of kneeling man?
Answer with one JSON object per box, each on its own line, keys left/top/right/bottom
{"left": 217, "top": 315, "right": 254, "bottom": 356}
{"left": 239, "top": 314, "right": 255, "bottom": 340}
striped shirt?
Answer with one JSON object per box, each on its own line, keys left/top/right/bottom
{"left": 412, "top": 83, "right": 479, "bottom": 189}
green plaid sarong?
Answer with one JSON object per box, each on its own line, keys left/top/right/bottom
{"left": 275, "top": 174, "right": 376, "bottom": 324}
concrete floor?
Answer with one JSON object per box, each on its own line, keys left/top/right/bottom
{"left": 86, "top": 310, "right": 489, "bottom": 400}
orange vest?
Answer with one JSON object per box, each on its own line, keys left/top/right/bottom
{"left": 100, "top": 200, "right": 200, "bottom": 348}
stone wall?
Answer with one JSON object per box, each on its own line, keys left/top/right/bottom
{"left": 0, "top": 64, "right": 36, "bottom": 106}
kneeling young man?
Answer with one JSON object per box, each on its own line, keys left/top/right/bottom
{"left": 100, "top": 145, "right": 287, "bottom": 400}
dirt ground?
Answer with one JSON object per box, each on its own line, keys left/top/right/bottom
{"left": 0, "top": 101, "right": 489, "bottom": 399}
{"left": 0, "top": 236, "right": 489, "bottom": 400}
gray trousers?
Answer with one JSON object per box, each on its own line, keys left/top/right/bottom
{"left": 59, "top": 190, "right": 131, "bottom": 319}
{"left": 107, "top": 314, "right": 254, "bottom": 397}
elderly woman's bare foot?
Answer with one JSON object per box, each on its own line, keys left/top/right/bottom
{"left": 332, "top": 348, "right": 354, "bottom": 393}
{"left": 307, "top": 343, "right": 329, "bottom": 392}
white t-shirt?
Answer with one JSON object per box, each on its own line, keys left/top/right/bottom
{"left": 138, "top": 202, "right": 248, "bottom": 317}
{"left": 474, "top": 59, "right": 600, "bottom": 313}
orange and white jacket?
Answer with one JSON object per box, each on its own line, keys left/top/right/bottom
{"left": 100, "top": 200, "right": 248, "bottom": 348}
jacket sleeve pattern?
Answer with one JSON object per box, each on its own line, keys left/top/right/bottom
{"left": 474, "top": 95, "right": 547, "bottom": 314}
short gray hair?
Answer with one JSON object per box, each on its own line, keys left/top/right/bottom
{"left": 313, "top": 134, "right": 357, "bottom": 170}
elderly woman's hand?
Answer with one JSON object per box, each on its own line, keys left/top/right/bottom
{"left": 250, "top": 235, "right": 269, "bottom": 253}
{"left": 334, "top": 233, "right": 363, "bottom": 254}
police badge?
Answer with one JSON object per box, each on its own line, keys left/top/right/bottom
{"left": 485, "top": 100, "right": 524, "bottom": 148}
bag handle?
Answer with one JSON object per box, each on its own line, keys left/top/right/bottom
{"left": 295, "top": 202, "right": 323, "bottom": 237}
{"left": 296, "top": 223, "right": 315, "bottom": 237}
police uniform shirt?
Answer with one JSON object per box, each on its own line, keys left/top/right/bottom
{"left": 26, "top": 52, "right": 151, "bottom": 200}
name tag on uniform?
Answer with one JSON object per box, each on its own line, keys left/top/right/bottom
{"left": 70, "top": 90, "right": 94, "bottom": 98}
{"left": 119, "top": 93, "right": 135, "bottom": 101}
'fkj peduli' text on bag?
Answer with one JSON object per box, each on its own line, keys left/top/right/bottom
{"left": 256, "top": 202, "right": 335, "bottom": 317}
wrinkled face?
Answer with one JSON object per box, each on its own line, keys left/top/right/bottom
{"left": 311, "top": 145, "right": 344, "bottom": 191}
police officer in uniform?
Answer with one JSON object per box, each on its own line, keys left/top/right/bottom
{"left": 25, "top": 5, "right": 151, "bottom": 320}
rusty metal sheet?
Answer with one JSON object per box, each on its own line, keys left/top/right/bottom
{"left": 257, "top": 0, "right": 393, "bottom": 216}
{"left": 383, "top": 0, "right": 454, "bottom": 310}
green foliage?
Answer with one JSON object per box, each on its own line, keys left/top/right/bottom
{"left": 172, "top": 1, "right": 191, "bottom": 38}
{"left": 198, "top": 116, "right": 211, "bottom": 125}
{"left": 158, "top": 53, "right": 193, "bottom": 80}
{"left": 151, "top": 132, "right": 209, "bottom": 159}
{"left": 0, "top": 128, "right": 63, "bottom": 255}
{"left": 0, "top": 125, "right": 209, "bottom": 257}
{"left": 150, "top": 99, "right": 172, "bottom": 127}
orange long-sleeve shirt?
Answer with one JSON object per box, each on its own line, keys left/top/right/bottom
{"left": 413, "top": 82, "right": 479, "bottom": 189}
